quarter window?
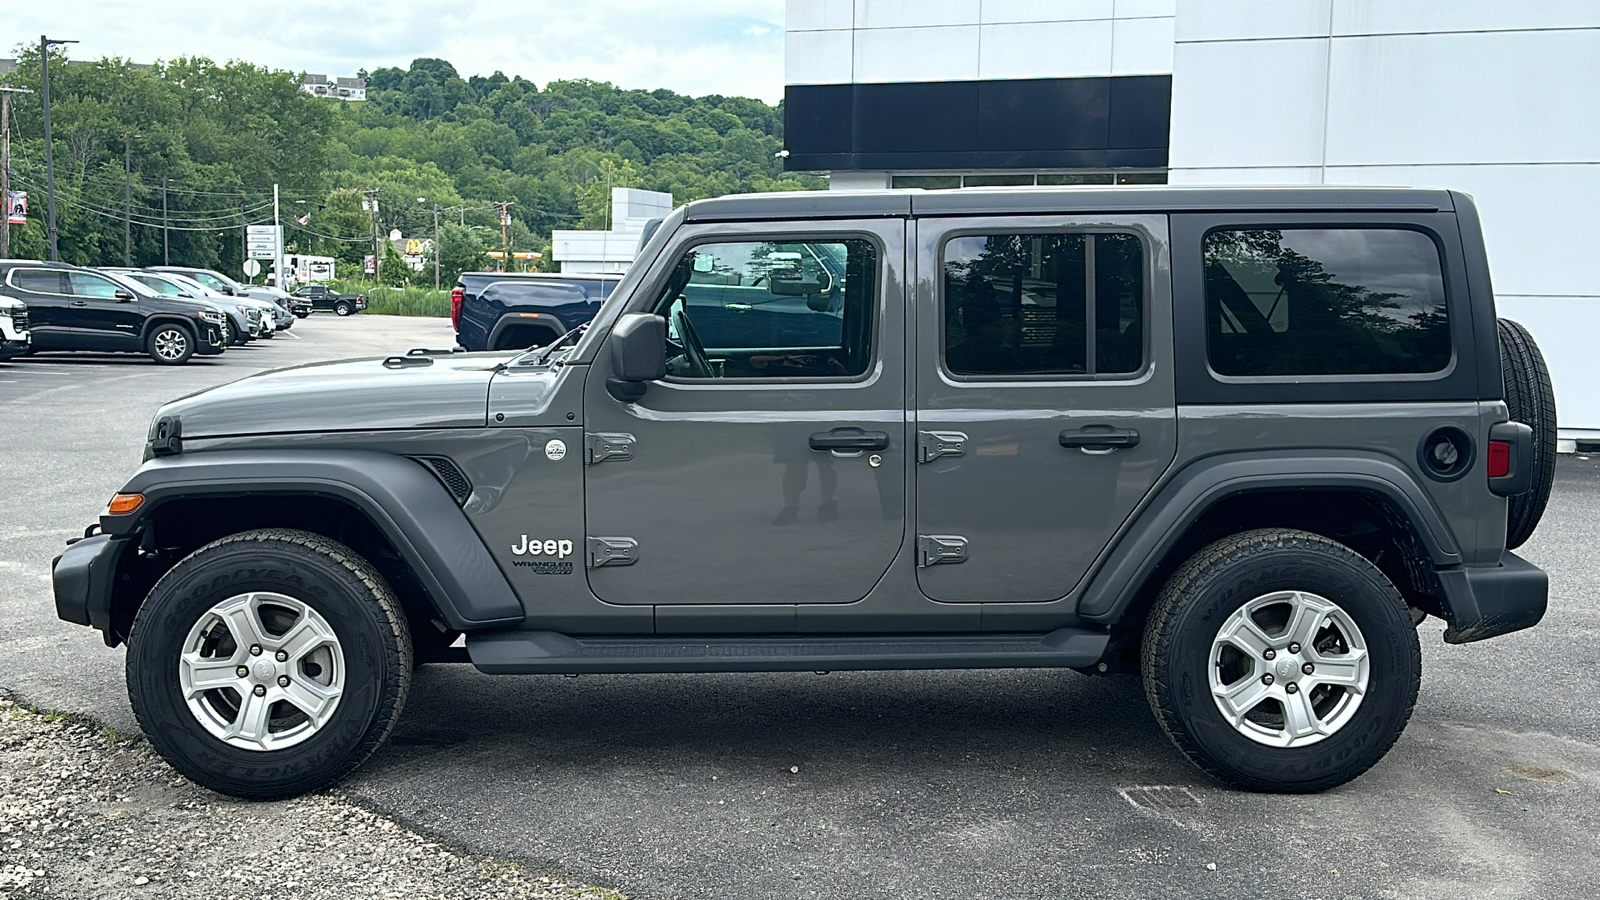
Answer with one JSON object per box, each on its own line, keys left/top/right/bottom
{"left": 942, "top": 232, "right": 1145, "bottom": 377}
{"left": 651, "top": 239, "right": 878, "bottom": 379}
{"left": 1203, "top": 228, "right": 1450, "bottom": 377}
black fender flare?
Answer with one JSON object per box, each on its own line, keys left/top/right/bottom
{"left": 106, "top": 450, "right": 524, "bottom": 630}
{"left": 140, "top": 315, "right": 199, "bottom": 345}
{"left": 1077, "top": 450, "right": 1463, "bottom": 625}
{"left": 487, "top": 313, "right": 562, "bottom": 351}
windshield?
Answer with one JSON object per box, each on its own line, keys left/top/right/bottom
{"left": 191, "top": 270, "right": 240, "bottom": 293}
{"left": 100, "top": 271, "right": 161, "bottom": 299}
{"left": 128, "top": 274, "right": 187, "bottom": 297}
{"left": 165, "top": 273, "right": 225, "bottom": 298}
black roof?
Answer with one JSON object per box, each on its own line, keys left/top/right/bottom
{"left": 680, "top": 186, "right": 1456, "bottom": 223}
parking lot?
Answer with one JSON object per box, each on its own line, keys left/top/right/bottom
{"left": 3, "top": 314, "right": 1599, "bottom": 900}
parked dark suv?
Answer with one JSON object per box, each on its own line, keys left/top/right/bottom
{"left": 53, "top": 187, "right": 1555, "bottom": 800}
{"left": 2, "top": 261, "right": 227, "bottom": 364}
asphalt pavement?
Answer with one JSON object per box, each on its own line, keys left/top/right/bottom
{"left": 2, "top": 316, "right": 1598, "bottom": 899}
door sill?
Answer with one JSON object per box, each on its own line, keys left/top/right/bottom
{"left": 466, "top": 628, "right": 1108, "bottom": 675}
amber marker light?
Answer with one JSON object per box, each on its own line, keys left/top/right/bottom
{"left": 106, "top": 493, "right": 145, "bottom": 515}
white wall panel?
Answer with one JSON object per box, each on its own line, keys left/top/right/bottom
{"left": 980, "top": 0, "right": 1112, "bottom": 24}
{"left": 786, "top": 29, "right": 855, "bottom": 84}
{"left": 1333, "top": 0, "right": 1600, "bottom": 37}
{"left": 853, "top": 25, "right": 981, "bottom": 82}
{"left": 1167, "top": 166, "right": 1325, "bottom": 184}
{"left": 787, "top": 0, "right": 856, "bottom": 32}
{"left": 1111, "top": 15, "right": 1175, "bottom": 74}
{"left": 1324, "top": 31, "right": 1600, "bottom": 166}
{"left": 979, "top": 19, "right": 1115, "bottom": 79}
{"left": 1167, "top": 38, "right": 1329, "bottom": 168}
{"left": 1115, "top": 0, "right": 1177, "bottom": 19}
{"left": 1321, "top": 163, "right": 1600, "bottom": 300}
{"left": 1175, "top": 0, "right": 1331, "bottom": 42}
{"left": 855, "top": 0, "right": 980, "bottom": 29}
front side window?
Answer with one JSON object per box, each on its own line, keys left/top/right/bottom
{"left": 67, "top": 272, "right": 123, "bottom": 298}
{"left": 651, "top": 239, "right": 878, "bottom": 379}
{"left": 1204, "top": 228, "right": 1450, "bottom": 377}
{"left": 943, "top": 232, "right": 1145, "bottom": 377}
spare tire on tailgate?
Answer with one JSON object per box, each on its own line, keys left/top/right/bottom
{"left": 1498, "top": 318, "right": 1556, "bottom": 549}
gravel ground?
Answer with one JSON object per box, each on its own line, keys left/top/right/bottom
{"left": 0, "top": 694, "right": 620, "bottom": 900}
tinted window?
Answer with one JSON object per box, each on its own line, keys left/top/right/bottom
{"left": 652, "top": 239, "right": 877, "bottom": 379}
{"left": 68, "top": 272, "right": 123, "bottom": 298}
{"left": 10, "top": 269, "right": 66, "bottom": 294}
{"left": 943, "top": 232, "right": 1144, "bottom": 376}
{"left": 1204, "top": 229, "right": 1449, "bottom": 377}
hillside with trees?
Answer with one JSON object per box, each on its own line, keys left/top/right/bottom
{"left": 0, "top": 48, "right": 819, "bottom": 284}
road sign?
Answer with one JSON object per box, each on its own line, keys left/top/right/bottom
{"left": 242, "top": 259, "right": 261, "bottom": 277}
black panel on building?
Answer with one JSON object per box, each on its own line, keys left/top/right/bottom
{"left": 783, "top": 75, "right": 1171, "bottom": 172}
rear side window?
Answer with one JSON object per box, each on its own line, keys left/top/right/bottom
{"left": 10, "top": 269, "right": 66, "bottom": 294}
{"left": 1204, "top": 228, "right": 1450, "bottom": 377}
{"left": 942, "top": 232, "right": 1144, "bottom": 377}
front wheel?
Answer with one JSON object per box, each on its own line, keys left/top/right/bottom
{"left": 1141, "top": 529, "right": 1421, "bottom": 793}
{"left": 146, "top": 324, "right": 194, "bottom": 365}
{"left": 126, "top": 529, "right": 412, "bottom": 799}
{"left": 334, "top": 301, "right": 352, "bottom": 316}
{"left": 295, "top": 311, "right": 310, "bottom": 319}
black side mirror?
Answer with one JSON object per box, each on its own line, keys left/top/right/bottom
{"left": 113, "top": 290, "right": 136, "bottom": 302}
{"left": 769, "top": 275, "right": 823, "bottom": 297}
{"left": 607, "top": 312, "right": 666, "bottom": 402}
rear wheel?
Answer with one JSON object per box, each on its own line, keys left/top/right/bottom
{"left": 1142, "top": 529, "right": 1421, "bottom": 793}
{"left": 334, "top": 301, "right": 352, "bottom": 316}
{"left": 1498, "top": 318, "right": 1556, "bottom": 548}
{"left": 146, "top": 324, "right": 194, "bottom": 365}
{"left": 126, "top": 529, "right": 411, "bottom": 799}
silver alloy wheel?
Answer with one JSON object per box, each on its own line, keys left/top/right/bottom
{"left": 153, "top": 328, "right": 188, "bottom": 360}
{"left": 1208, "top": 590, "right": 1370, "bottom": 748}
{"left": 178, "top": 591, "right": 345, "bottom": 752}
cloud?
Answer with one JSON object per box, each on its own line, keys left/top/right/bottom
{"left": 7, "top": 0, "right": 787, "bottom": 102}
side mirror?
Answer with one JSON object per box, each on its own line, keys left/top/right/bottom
{"left": 113, "top": 290, "right": 136, "bottom": 302}
{"left": 606, "top": 312, "right": 666, "bottom": 402}
{"left": 769, "top": 275, "right": 823, "bottom": 297}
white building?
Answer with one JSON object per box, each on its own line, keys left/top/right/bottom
{"left": 300, "top": 75, "right": 366, "bottom": 101}
{"left": 551, "top": 188, "right": 674, "bottom": 274}
{"left": 784, "top": 0, "right": 1600, "bottom": 439}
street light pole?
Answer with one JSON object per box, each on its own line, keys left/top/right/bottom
{"left": 123, "top": 132, "right": 133, "bottom": 266}
{"left": 41, "top": 36, "right": 80, "bottom": 262}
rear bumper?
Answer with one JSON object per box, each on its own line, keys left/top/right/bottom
{"left": 52, "top": 532, "right": 129, "bottom": 642}
{"left": 1436, "top": 551, "right": 1548, "bottom": 644}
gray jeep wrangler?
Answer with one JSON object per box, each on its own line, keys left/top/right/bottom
{"left": 53, "top": 187, "right": 1555, "bottom": 799}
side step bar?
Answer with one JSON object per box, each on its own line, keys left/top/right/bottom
{"left": 466, "top": 628, "right": 1109, "bottom": 675}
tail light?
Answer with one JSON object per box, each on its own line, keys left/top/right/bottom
{"left": 450, "top": 287, "right": 464, "bottom": 330}
{"left": 1486, "top": 441, "right": 1510, "bottom": 478}
{"left": 1487, "top": 421, "right": 1534, "bottom": 496}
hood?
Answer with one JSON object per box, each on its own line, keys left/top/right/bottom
{"left": 159, "top": 352, "right": 517, "bottom": 439}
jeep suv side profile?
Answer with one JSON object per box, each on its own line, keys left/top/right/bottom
{"left": 52, "top": 187, "right": 1553, "bottom": 799}
{"left": 2, "top": 261, "right": 227, "bottom": 364}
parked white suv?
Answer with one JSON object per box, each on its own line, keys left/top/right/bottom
{"left": 0, "top": 294, "right": 29, "bottom": 360}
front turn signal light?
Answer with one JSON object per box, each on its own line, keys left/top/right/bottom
{"left": 107, "top": 493, "right": 145, "bottom": 515}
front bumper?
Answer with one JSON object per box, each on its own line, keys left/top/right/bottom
{"left": 52, "top": 531, "right": 128, "bottom": 643}
{"left": 1436, "top": 551, "right": 1548, "bottom": 644}
{"left": 198, "top": 321, "right": 227, "bottom": 355}
{"left": 0, "top": 337, "right": 28, "bottom": 360}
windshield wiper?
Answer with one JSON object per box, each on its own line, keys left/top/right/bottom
{"left": 504, "top": 323, "right": 587, "bottom": 369}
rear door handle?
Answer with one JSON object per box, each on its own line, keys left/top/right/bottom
{"left": 1059, "top": 426, "right": 1140, "bottom": 452}
{"left": 810, "top": 427, "right": 891, "bottom": 453}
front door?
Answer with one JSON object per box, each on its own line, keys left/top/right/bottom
{"left": 582, "top": 220, "right": 907, "bottom": 607}
{"left": 913, "top": 216, "right": 1178, "bottom": 603}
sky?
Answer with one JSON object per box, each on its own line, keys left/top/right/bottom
{"left": 7, "top": 0, "right": 788, "bottom": 103}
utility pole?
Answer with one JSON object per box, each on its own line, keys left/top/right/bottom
{"left": 161, "top": 177, "right": 168, "bottom": 264}
{"left": 123, "top": 132, "right": 133, "bottom": 266}
{"left": 41, "top": 35, "right": 79, "bottom": 262}
{"left": 494, "top": 200, "right": 513, "bottom": 272}
{"left": 272, "top": 182, "right": 282, "bottom": 289}
{"left": 432, "top": 204, "right": 441, "bottom": 290}
{"left": 362, "top": 188, "right": 380, "bottom": 280}
{"left": 0, "top": 86, "right": 34, "bottom": 258}
{"left": 239, "top": 202, "right": 248, "bottom": 282}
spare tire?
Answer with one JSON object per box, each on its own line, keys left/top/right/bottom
{"left": 1498, "top": 318, "right": 1556, "bottom": 549}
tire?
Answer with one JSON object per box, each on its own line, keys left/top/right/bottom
{"left": 334, "top": 301, "right": 352, "bottom": 316}
{"left": 146, "top": 323, "right": 194, "bottom": 365}
{"left": 1141, "top": 529, "right": 1421, "bottom": 793}
{"left": 1498, "top": 318, "right": 1556, "bottom": 549}
{"left": 125, "top": 529, "right": 412, "bottom": 800}
{"left": 295, "top": 311, "right": 310, "bottom": 319}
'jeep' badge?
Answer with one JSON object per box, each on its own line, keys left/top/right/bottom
{"left": 545, "top": 439, "right": 567, "bottom": 461}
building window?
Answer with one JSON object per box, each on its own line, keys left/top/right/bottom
{"left": 1203, "top": 228, "right": 1451, "bottom": 377}
{"left": 942, "top": 232, "right": 1145, "bottom": 377}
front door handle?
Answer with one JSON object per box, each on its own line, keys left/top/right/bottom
{"left": 810, "top": 427, "right": 891, "bottom": 453}
{"left": 1059, "top": 426, "right": 1140, "bottom": 452}
{"left": 69, "top": 300, "right": 88, "bottom": 307}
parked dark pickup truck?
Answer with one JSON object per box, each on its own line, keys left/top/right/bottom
{"left": 289, "top": 284, "right": 367, "bottom": 317}
{"left": 452, "top": 272, "right": 621, "bottom": 351}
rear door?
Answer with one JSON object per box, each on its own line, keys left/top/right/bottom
{"left": 6, "top": 268, "right": 76, "bottom": 348}
{"left": 65, "top": 271, "right": 143, "bottom": 348}
{"left": 913, "top": 215, "right": 1178, "bottom": 603}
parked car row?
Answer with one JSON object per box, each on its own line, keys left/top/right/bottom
{"left": 0, "top": 259, "right": 316, "bottom": 365}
